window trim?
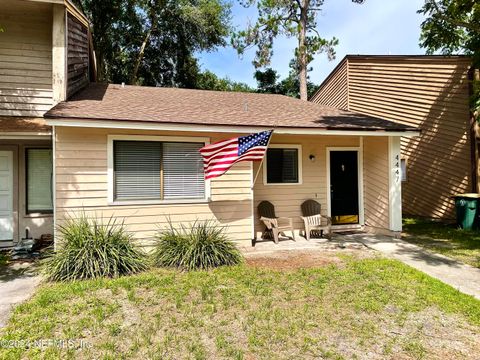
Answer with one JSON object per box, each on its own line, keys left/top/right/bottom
{"left": 25, "top": 147, "right": 54, "bottom": 215}
{"left": 107, "top": 135, "right": 210, "bottom": 205}
{"left": 262, "top": 144, "right": 303, "bottom": 186}
{"left": 401, "top": 158, "right": 408, "bottom": 182}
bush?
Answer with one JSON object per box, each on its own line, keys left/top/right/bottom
{"left": 44, "top": 214, "right": 147, "bottom": 281}
{"left": 152, "top": 220, "right": 243, "bottom": 271}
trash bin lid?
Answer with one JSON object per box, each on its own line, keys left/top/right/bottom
{"left": 454, "top": 193, "right": 480, "bottom": 198}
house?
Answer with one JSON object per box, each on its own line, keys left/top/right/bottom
{"left": 1, "top": 1, "right": 419, "bottom": 248}
{"left": 0, "top": 0, "right": 92, "bottom": 246}
{"left": 311, "top": 55, "right": 475, "bottom": 220}
{"left": 43, "top": 83, "right": 418, "bottom": 246}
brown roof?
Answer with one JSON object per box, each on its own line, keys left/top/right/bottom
{"left": 0, "top": 117, "right": 51, "bottom": 133}
{"left": 45, "top": 83, "right": 417, "bottom": 132}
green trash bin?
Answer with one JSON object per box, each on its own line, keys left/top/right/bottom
{"left": 454, "top": 193, "right": 480, "bottom": 230}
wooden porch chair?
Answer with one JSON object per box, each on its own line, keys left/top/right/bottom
{"left": 301, "top": 199, "right": 332, "bottom": 240}
{"left": 258, "top": 201, "right": 295, "bottom": 244}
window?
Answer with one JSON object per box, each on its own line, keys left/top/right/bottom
{"left": 26, "top": 148, "right": 53, "bottom": 214}
{"left": 401, "top": 158, "right": 407, "bottom": 182}
{"left": 113, "top": 140, "right": 205, "bottom": 201}
{"left": 264, "top": 145, "right": 302, "bottom": 184}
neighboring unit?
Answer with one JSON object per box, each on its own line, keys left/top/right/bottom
{"left": 311, "top": 55, "right": 474, "bottom": 220}
{"left": 0, "top": 0, "right": 92, "bottom": 246}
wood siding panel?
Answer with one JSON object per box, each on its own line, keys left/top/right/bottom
{"left": 54, "top": 128, "right": 254, "bottom": 245}
{"left": 313, "top": 56, "right": 472, "bottom": 219}
{"left": 309, "top": 59, "right": 348, "bottom": 109}
{"left": 66, "top": 12, "right": 89, "bottom": 97}
{"left": 0, "top": 0, "right": 54, "bottom": 116}
{"left": 363, "top": 137, "right": 389, "bottom": 230}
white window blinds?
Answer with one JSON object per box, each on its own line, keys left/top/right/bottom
{"left": 26, "top": 148, "right": 53, "bottom": 213}
{"left": 114, "top": 141, "right": 162, "bottom": 200}
{"left": 163, "top": 142, "right": 205, "bottom": 199}
{"left": 113, "top": 140, "right": 205, "bottom": 201}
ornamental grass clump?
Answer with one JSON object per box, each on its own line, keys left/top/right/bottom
{"left": 44, "top": 214, "right": 147, "bottom": 281}
{"left": 152, "top": 220, "right": 243, "bottom": 271}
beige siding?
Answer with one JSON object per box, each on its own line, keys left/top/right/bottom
{"left": 313, "top": 56, "right": 472, "bottom": 219}
{"left": 0, "top": 0, "right": 54, "bottom": 116}
{"left": 66, "top": 12, "right": 89, "bottom": 97}
{"left": 252, "top": 134, "right": 389, "bottom": 237}
{"left": 309, "top": 59, "right": 348, "bottom": 109}
{"left": 54, "top": 127, "right": 254, "bottom": 246}
{"left": 363, "top": 137, "right": 389, "bottom": 230}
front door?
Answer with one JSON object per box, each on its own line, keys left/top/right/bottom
{"left": 329, "top": 150, "right": 359, "bottom": 225}
{"left": 0, "top": 151, "right": 14, "bottom": 241}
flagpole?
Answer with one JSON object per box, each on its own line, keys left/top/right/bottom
{"left": 251, "top": 129, "right": 274, "bottom": 189}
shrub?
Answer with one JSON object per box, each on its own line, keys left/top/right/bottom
{"left": 44, "top": 214, "right": 147, "bottom": 281}
{"left": 152, "top": 220, "right": 243, "bottom": 271}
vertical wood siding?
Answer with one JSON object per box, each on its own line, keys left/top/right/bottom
{"left": 0, "top": 0, "right": 53, "bottom": 116}
{"left": 66, "top": 12, "right": 89, "bottom": 97}
{"left": 313, "top": 56, "right": 472, "bottom": 219}
{"left": 309, "top": 59, "right": 348, "bottom": 109}
{"left": 54, "top": 127, "right": 253, "bottom": 246}
{"left": 363, "top": 137, "right": 389, "bottom": 230}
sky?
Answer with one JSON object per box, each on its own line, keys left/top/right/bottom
{"left": 197, "top": 0, "right": 427, "bottom": 87}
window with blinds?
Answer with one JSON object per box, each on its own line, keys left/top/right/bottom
{"left": 266, "top": 148, "right": 299, "bottom": 184}
{"left": 113, "top": 140, "right": 205, "bottom": 201}
{"left": 26, "top": 148, "right": 53, "bottom": 213}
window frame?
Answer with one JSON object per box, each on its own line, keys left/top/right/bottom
{"left": 401, "top": 158, "right": 408, "bottom": 182}
{"left": 25, "top": 147, "right": 54, "bottom": 215}
{"left": 262, "top": 144, "right": 303, "bottom": 186}
{"left": 107, "top": 135, "right": 210, "bottom": 205}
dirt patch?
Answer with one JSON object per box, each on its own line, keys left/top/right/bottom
{"left": 245, "top": 246, "right": 376, "bottom": 270}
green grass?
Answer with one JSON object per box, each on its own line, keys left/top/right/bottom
{"left": 0, "top": 252, "right": 7, "bottom": 267}
{"left": 1, "top": 258, "right": 479, "bottom": 359}
{"left": 403, "top": 217, "right": 480, "bottom": 268}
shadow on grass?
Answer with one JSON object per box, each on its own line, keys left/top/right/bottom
{"left": 402, "top": 218, "right": 480, "bottom": 268}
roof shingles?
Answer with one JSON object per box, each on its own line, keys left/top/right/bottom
{"left": 45, "top": 83, "right": 417, "bottom": 132}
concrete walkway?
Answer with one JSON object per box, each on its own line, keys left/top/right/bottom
{"left": 347, "top": 233, "right": 480, "bottom": 300}
{"left": 0, "top": 263, "right": 41, "bottom": 328}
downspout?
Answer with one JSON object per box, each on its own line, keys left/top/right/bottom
{"left": 52, "top": 125, "right": 57, "bottom": 251}
{"left": 468, "top": 67, "right": 479, "bottom": 193}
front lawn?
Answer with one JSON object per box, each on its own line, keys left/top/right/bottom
{"left": 403, "top": 218, "right": 480, "bottom": 268}
{"left": 1, "top": 257, "right": 480, "bottom": 359}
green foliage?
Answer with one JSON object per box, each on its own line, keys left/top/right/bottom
{"left": 196, "top": 70, "right": 254, "bottom": 92}
{"left": 43, "top": 214, "right": 147, "bottom": 281}
{"left": 254, "top": 66, "right": 320, "bottom": 99}
{"left": 152, "top": 220, "right": 243, "bottom": 270}
{"left": 73, "top": 0, "right": 232, "bottom": 87}
{"left": 232, "top": 0, "right": 363, "bottom": 99}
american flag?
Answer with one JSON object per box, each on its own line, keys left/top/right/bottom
{"left": 199, "top": 130, "right": 273, "bottom": 180}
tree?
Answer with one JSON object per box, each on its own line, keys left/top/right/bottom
{"left": 196, "top": 70, "right": 254, "bottom": 92}
{"left": 232, "top": 0, "right": 365, "bottom": 101}
{"left": 74, "top": 0, "right": 232, "bottom": 88}
{"left": 254, "top": 66, "right": 320, "bottom": 98}
{"left": 418, "top": 0, "right": 479, "bottom": 113}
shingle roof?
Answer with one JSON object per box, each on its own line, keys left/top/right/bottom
{"left": 45, "top": 83, "right": 418, "bottom": 132}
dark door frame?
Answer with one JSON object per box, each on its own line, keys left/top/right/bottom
{"left": 326, "top": 147, "right": 364, "bottom": 226}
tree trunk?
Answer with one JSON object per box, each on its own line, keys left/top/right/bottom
{"left": 130, "top": 29, "right": 152, "bottom": 85}
{"left": 298, "top": 0, "right": 309, "bottom": 101}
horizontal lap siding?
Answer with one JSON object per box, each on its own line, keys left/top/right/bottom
{"left": 55, "top": 127, "right": 253, "bottom": 246}
{"left": 67, "top": 13, "right": 89, "bottom": 97}
{"left": 253, "top": 134, "right": 360, "bottom": 236}
{"left": 363, "top": 137, "right": 389, "bottom": 229}
{"left": 310, "top": 59, "right": 348, "bottom": 109}
{"left": 347, "top": 58, "right": 471, "bottom": 219}
{"left": 0, "top": 0, "right": 53, "bottom": 116}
